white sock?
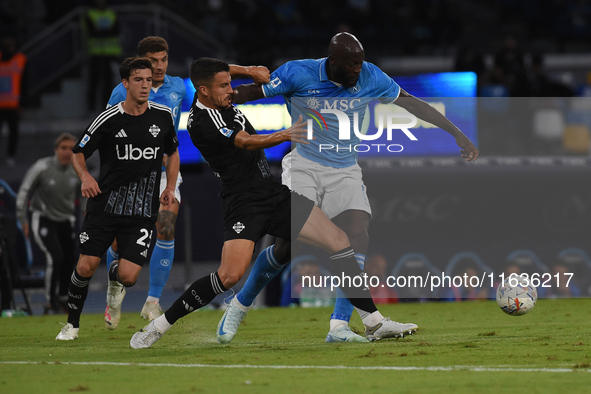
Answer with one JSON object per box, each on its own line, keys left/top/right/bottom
{"left": 329, "top": 318, "right": 348, "bottom": 331}
{"left": 153, "top": 314, "right": 172, "bottom": 334}
{"left": 146, "top": 296, "right": 159, "bottom": 303}
{"left": 361, "top": 311, "right": 384, "bottom": 327}
{"left": 232, "top": 296, "right": 251, "bottom": 312}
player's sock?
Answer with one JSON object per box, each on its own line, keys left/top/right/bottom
{"left": 105, "top": 246, "right": 118, "bottom": 271}
{"left": 236, "top": 245, "right": 283, "bottom": 307}
{"left": 360, "top": 310, "right": 385, "bottom": 327}
{"left": 330, "top": 253, "right": 365, "bottom": 328}
{"left": 328, "top": 248, "right": 377, "bottom": 315}
{"left": 153, "top": 314, "right": 172, "bottom": 334}
{"left": 108, "top": 262, "right": 122, "bottom": 283}
{"left": 66, "top": 270, "right": 92, "bottom": 328}
{"left": 148, "top": 239, "right": 175, "bottom": 299}
{"left": 164, "top": 272, "right": 227, "bottom": 324}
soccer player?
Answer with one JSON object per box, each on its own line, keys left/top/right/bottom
{"left": 229, "top": 32, "right": 479, "bottom": 342}
{"left": 129, "top": 58, "right": 417, "bottom": 349}
{"left": 55, "top": 57, "right": 179, "bottom": 340}
{"left": 104, "top": 36, "right": 271, "bottom": 328}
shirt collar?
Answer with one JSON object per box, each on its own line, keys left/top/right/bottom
{"left": 319, "top": 57, "right": 342, "bottom": 87}
{"left": 195, "top": 99, "right": 208, "bottom": 110}
{"left": 151, "top": 74, "right": 170, "bottom": 93}
{"left": 319, "top": 58, "right": 329, "bottom": 82}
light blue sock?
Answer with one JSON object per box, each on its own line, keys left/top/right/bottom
{"left": 330, "top": 253, "right": 365, "bottom": 323}
{"left": 237, "top": 245, "right": 283, "bottom": 307}
{"left": 106, "top": 246, "right": 119, "bottom": 271}
{"left": 148, "top": 239, "right": 175, "bottom": 299}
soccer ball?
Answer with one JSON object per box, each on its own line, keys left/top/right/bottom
{"left": 496, "top": 276, "right": 538, "bottom": 316}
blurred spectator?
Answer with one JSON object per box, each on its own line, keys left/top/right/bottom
{"left": 298, "top": 262, "right": 334, "bottom": 308}
{"left": 0, "top": 34, "right": 27, "bottom": 167}
{"left": 84, "top": 0, "right": 122, "bottom": 112}
{"left": 365, "top": 254, "right": 398, "bottom": 304}
{"left": 280, "top": 256, "right": 335, "bottom": 307}
{"left": 443, "top": 265, "right": 488, "bottom": 301}
{"left": 545, "top": 263, "right": 581, "bottom": 298}
{"left": 16, "top": 133, "right": 80, "bottom": 314}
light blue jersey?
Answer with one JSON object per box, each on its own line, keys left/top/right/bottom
{"left": 108, "top": 74, "right": 186, "bottom": 131}
{"left": 262, "top": 58, "right": 400, "bottom": 167}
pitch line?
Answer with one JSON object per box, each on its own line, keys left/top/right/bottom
{"left": 1, "top": 361, "right": 589, "bottom": 373}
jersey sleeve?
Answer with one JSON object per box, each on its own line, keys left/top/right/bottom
{"left": 200, "top": 109, "right": 241, "bottom": 148}
{"left": 372, "top": 64, "right": 401, "bottom": 104}
{"left": 15, "top": 159, "right": 44, "bottom": 223}
{"left": 262, "top": 61, "right": 297, "bottom": 98}
{"left": 72, "top": 118, "right": 109, "bottom": 159}
{"left": 171, "top": 78, "right": 187, "bottom": 131}
{"left": 107, "top": 84, "right": 126, "bottom": 108}
{"left": 163, "top": 112, "right": 179, "bottom": 156}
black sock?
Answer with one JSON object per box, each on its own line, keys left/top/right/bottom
{"left": 66, "top": 270, "right": 92, "bottom": 328}
{"left": 108, "top": 262, "right": 120, "bottom": 283}
{"left": 164, "top": 272, "right": 227, "bottom": 324}
{"left": 328, "top": 247, "right": 378, "bottom": 314}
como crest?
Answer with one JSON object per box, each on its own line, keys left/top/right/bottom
{"left": 149, "top": 124, "right": 161, "bottom": 137}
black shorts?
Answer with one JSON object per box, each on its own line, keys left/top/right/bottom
{"left": 78, "top": 213, "right": 154, "bottom": 266}
{"left": 222, "top": 183, "right": 313, "bottom": 242}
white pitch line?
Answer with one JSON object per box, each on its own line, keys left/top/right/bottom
{"left": 1, "top": 361, "right": 589, "bottom": 373}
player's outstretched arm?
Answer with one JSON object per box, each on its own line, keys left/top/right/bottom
{"left": 233, "top": 115, "right": 309, "bottom": 150}
{"left": 229, "top": 65, "right": 270, "bottom": 85}
{"left": 72, "top": 152, "right": 101, "bottom": 198}
{"left": 395, "top": 89, "right": 479, "bottom": 161}
{"left": 232, "top": 83, "right": 265, "bottom": 104}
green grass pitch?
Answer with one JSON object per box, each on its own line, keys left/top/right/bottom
{"left": 1, "top": 299, "right": 589, "bottom": 393}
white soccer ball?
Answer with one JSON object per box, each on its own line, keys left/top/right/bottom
{"left": 496, "top": 275, "right": 538, "bottom": 316}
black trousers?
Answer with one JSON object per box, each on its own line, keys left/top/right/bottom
{"left": 31, "top": 213, "right": 76, "bottom": 305}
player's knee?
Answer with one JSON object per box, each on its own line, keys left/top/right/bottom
{"left": 332, "top": 228, "right": 351, "bottom": 252}
{"left": 217, "top": 270, "right": 241, "bottom": 289}
{"left": 273, "top": 242, "right": 291, "bottom": 265}
{"left": 343, "top": 225, "right": 368, "bottom": 250}
{"left": 118, "top": 276, "right": 137, "bottom": 287}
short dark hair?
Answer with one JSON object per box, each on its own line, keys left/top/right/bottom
{"left": 137, "top": 36, "right": 169, "bottom": 57}
{"left": 119, "top": 57, "right": 153, "bottom": 80}
{"left": 54, "top": 133, "right": 77, "bottom": 148}
{"left": 190, "top": 57, "right": 230, "bottom": 89}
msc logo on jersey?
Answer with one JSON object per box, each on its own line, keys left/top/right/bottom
{"left": 79, "top": 134, "right": 91, "bottom": 147}
{"left": 149, "top": 124, "right": 161, "bottom": 137}
{"left": 116, "top": 144, "right": 160, "bottom": 160}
